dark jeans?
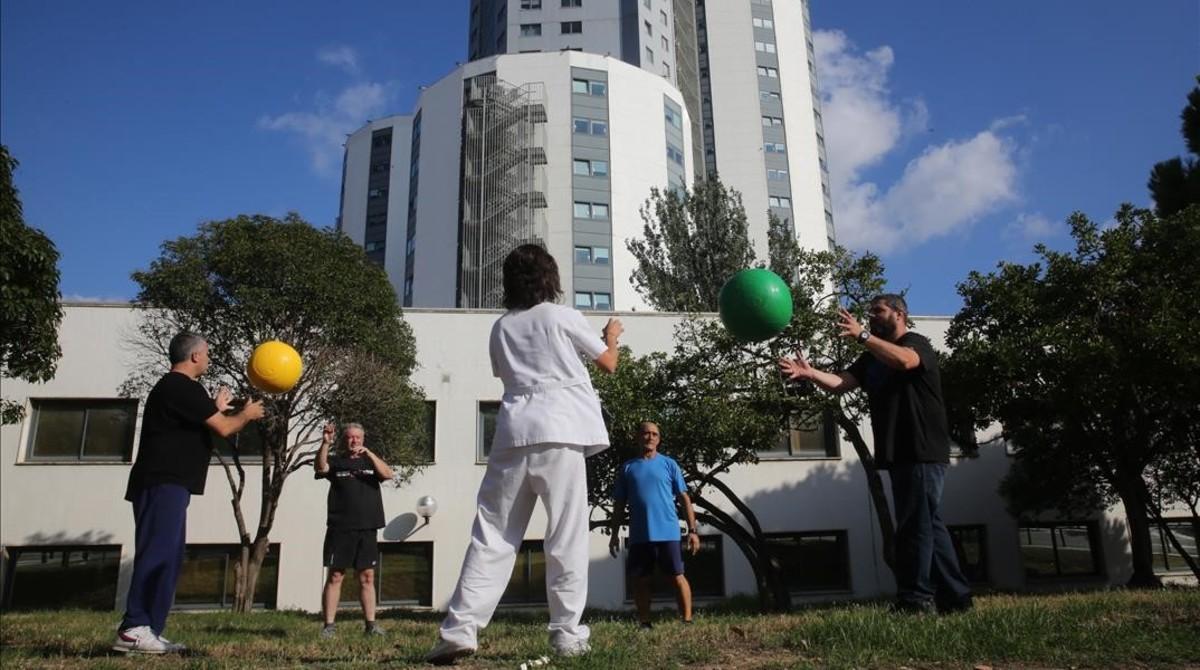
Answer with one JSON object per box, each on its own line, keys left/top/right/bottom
{"left": 889, "top": 463, "right": 971, "bottom": 606}
{"left": 120, "top": 484, "right": 190, "bottom": 634}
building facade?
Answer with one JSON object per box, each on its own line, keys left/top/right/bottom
{"left": 1, "top": 304, "right": 1193, "bottom": 613}
{"left": 338, "top": 0, "right": 834, "bottom": 308}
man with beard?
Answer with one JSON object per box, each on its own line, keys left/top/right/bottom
{"left": 777, "top": 294, "right": 972, "bottom": 615}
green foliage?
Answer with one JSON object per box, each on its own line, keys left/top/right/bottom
{"left": 626, "top": 176, "right": 756, "bottom": 311}
{"left": 0, "top": 145, "right": 64, "bottom": 424}
{"left": 1148, "top": 76, "right": 1200, "bottom": 217}
{"left": 947, "top": 206, "right": 1200, "bottom": 581}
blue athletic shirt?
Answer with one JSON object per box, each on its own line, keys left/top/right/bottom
{"left": 612, "top": 453, "right": 687, "bottom": 543}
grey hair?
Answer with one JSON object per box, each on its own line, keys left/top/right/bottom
{"left": 168, "top": 332, "right": 206, "bottom": 365}
{"left": 342, "top": 423, "right": 366, "bottom": 436}
{"left": 870, "top": 293, "right": 908, "bottom": 315}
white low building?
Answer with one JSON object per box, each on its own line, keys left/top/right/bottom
{"left": 0, "top": 304, "right": 1192, "bottom": 613}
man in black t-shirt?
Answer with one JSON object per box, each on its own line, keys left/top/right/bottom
{"left": 114, "top": 332, "right": 264, "bottom": 655}
{"left": 778, "top": 295, "right": 972, "bottom": 615}
{"left": 315, "top": 421, "right": 394, "bottom": 637}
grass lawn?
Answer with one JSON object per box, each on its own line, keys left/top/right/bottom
{"left": 2, "top": 590, "right": 1198, "bottom": 669}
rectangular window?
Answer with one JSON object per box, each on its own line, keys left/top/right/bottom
{"left": 573, "top": 117, "right": 591, "bottom": 134}
{"left": 573, "top": 201, "right": 592, "bottom": 218}
{"left": 768, "top": 196, "right": 792, "bottom": 209}
{"left": 948, "top": 525, "right": 989, "bottom": 583}
{"left": 760, "top": 90, "right": 781, "bottom": 102}
{"left": 174, "top": 544, "right": 279, "bottom": 609}
{"left": 764, "top": 142, "right": 786, "bottom": 153}
{"left": 561, "top": 21, "right": 582, "bottom": 34}
{"left": 664, "top": 106, "right": 682, "bottom": 129}
{"left": 572, "top": 78, "right": 589, "bottom": 94}
{"left": 661, "top": 36, "right": 669, "bottom": 51}
{"left": 624, "top": 534, "right": 724, "bottom": 600}
{"left": 660, "top": 9, "right": 668, "bottom": 25}
{"left": 1, "top": 545, "right": 121, "bottom": 610}
{"left": 754, "top": 41, "right": 776, "bottom": 54}
{"left": 762, "top": 411, "right": 838, "bottom": 458}
{"left": 592, "top": 202, "right": 609, "bottom": 219}
{"left": 644, "top": 20, "right": 652, "bottom": 36}
{"left": 520, "top": 23, "right": 542, "bottom": 37}
{"left": 593, "top": 246, "right": 610, "bottom": 264}
{"left": 752, "top": 17, "right": 775, "bottom": 29}
{"left": 573, "top": 159, "right": 590, "bottom": 176}
{"left": 757, "top": 66, "right": 778, "bottom": 78}
{"left": 364, "top": 241, "right": 385, "bottom": 252}
{"left": 765, "top": 531, "right": 851, "bottom": 592}
{"left": 644, "top": 47, "right": 654, "bottom": 64}
{"left": 761, "top": 116, "right": 782, "bottom": 126}
{"left": 574, "top": 291, "right": 593, "bottom": 309}
{"left": 211, "top": 422, "right": 264, "bottom": 460}
{"left": 521, "top": 0, "right": 542, "bottom": 8}
{"left": 666, "top": 144, "right": 684, "bottom": 165}
{"left": 338, "top": 542, "right": 433, "bottom": 606}
{"left": 593, "top": 292, "right": 612, "bottom": 310}
{"left": 562, "top": 0, "right": 582, "bottom": 6}
{"left": 502, "top": 541, "right": 547, "bottom": 604}
{"left": 662, "top": 62, "right": 670, "bottom": 77}
{"left": 477, "top": 401, "right": 500, "bottom": 461}
{"left": 591, "top": 159, "right": 608, "bottom": 176}
{"left": 574, "top": 246, "right": 592, "bottom": 263}
{"left": 767, "top": 168, "right": 789, "bottom": 181}
{"left": 1019, "top": 523, "right": 1102, "bottom": 579}
{"left": 1150, "top": 519, "right": 1198, "bottom": 575}
{"left": 27, "top": 399, "right": 137, "bottom": 462}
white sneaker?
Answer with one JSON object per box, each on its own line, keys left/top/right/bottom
{"left": 553, "top": 640, "right": 591, "bottom": 657}
{"left": 157, "top": 634, "right": 188, "bottom": 653}
{"left": 425, "top": 637, "right": 476, "bottom": 665}
{"left": 112, "top": 626, "right": 168, "bottom": 654}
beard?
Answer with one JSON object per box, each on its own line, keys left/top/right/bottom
{"left": 870, "top": 319, "right": 897, "bottom": 339}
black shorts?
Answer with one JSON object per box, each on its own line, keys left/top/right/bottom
{"left": 323, "top": 528, "right": 379, "bottom": 571}
{"left": 627, "top": 541, "right": 685, "bottom": 578}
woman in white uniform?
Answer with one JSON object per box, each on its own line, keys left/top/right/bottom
{"left": 428, "top": 244, "right": 623, "bottom": 665}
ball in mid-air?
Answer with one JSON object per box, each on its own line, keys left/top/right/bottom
{"left": 247, "top": 340, "right": 303, "bottom": 393}
{"left": 718, "top": 269, "right": 793, "bottom": 342}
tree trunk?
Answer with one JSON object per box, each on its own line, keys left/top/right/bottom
{"left": 836, "top": 410, "right": 896, "bottom": 573}
{"left": 232, "top": 536, "right": 271, "bottom": 612}
{"left": 691, "top": 492, "right": 791, "bottom": 612}
{"left": 1115, "top": 474, "right": 1163, "bottom": 588}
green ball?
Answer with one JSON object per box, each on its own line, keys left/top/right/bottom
{"left": 718, "top": 269, "right": 793, "bottom": 342}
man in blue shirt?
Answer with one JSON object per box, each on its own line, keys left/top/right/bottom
{"left": 608, "top": 422, "right": 700, "bottom": 628}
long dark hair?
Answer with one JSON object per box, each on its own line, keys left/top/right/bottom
{"left": 502, "top": 244, "right": 562, "bottom": 310}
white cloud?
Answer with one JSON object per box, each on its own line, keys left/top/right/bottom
{"left": 814, "top": 30, "right": 1022, "bottom": 254}
{"left": 317, "top": 45, "right": 359, "bottom": 75}
{"left": 259, "top": 81, "right": 391, "bottom": 176}
{"left": 1006, "top": 212, "right": 1057, "bottom": 241}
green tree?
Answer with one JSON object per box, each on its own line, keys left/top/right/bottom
{"left": 1148, "top": 76, "right": 1200, "bottom": 217}
{"left": 123, "top": 214, "right": 427, "bottom": 611}
{"left": 946, "top": 206, "right": 1200, "bottom": 585}
{"left": 0, "top": 145, "right": 64, "bottom": 424}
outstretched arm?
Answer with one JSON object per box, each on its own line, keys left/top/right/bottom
{"left": 778, "top": 353, "right": 859, "bottom": 394}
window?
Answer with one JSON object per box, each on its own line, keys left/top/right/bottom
{"left": 752, "top": 17, "right": 774, "bottom": 29}
{"left": 364, "top": 241, "right": 385, "bottom": 252}
{"left": 520, "top": 23, "right": 542, "bottom": 37}
{"left": 419, "top": 401, "right": 436, "bottom": 463}
{"left": 761, "top": 115, "right": 783, "bottom": 126}
{"left": 562, "top": 0, "right": 582, "bottom": 5}
{"left": 369, "top": 188, "right": 387, "bottom": 198}
{"left": 174, "top": 544, "right": 279, "bottom": 609}
{"left": 1019, "top": 523, "right": 1102, "bottom": 579}
{"left": 662, "top": 62, "right": 670, "bottom": 77}
{"left": 762, "top": 411, "right": 838, "bottom": 458}
{"left": 337, "top": 542, "right": 433, "bottom": 606}
{"left": 644, "top": 20, "right": 652, "bottom": 36}
{"left": 757, "top": 66, "right": 778, "bottom": 78}
{"left": 572, "top": 117, "right": 607, "bottom": 136}
{"left": 572, "top": 79, "right": 606, "bottom": 96}
{"left": 211, "top": 422, "right": 264, "bottom": 460}
{"left": 1150, "top": 519, "right": 1198, "bottom": 575}
{"left": 593, "top": 292, "right": 612, "bottom": 310}
{"left": 948, "top": 525, "right": 989, "bottom": 583}
{"left": 765, "top": 532, "right": 850, "bottom": 592}
{"left": 574, "top": 291, "right": 593, "bottom": 309}
{"left": 573, "top": 159, "right": 608, "bottom": 177}
{"left": 592, "top": 203, "right": 609, "bottom": 218}
{"left": 477, "top": 401, "right": 500, "bottom": 461}
{"left": 593, "top": 246, "right": 610, "bottom": 264}
{"left": 760, "top": 90, "right": 781, "bottom": 101}
{"left": 561, "top": 21, "right": 582, "bottom": 34}
{"left": 502, "top": 541, "right": 547, "bottom": 604}
{"left": 624, "top": 534, "right": 724, "bottom": 600}
{"left": 664, "top": 106, "right": 682, "bottom": 129}
{"left": 26, "top": 399, "right": 137, "bottom": 462}
{"left": 660, "top": 9, "right": 668, "bottom": 25}
{"left": 574, "top": 246, "right": 592, "bottom": 263}
{"left": 1, "top": 545, "right": 121, "bottom": 610}
{"left": 666, "top": 144, "right": 684, "bottom": 165}
{"left": 521, "top": 0, "right": 542, "bottom": 8}
{"left": 768, "top": 196, "right": 792, "bottom": 209}
{"left": 644, "top": 47, "right": 654, "bottom": 64}
{"left": 764, "top": 142, "right": 786, "bottom": 153}
{"left": 573, "top": 202, "right": 608, "bottom": 219}
{"left": 754, "top": 41, "right": 776, "bottom": 54}
{"left": 767, "top": 168, "right": 789, "bottom": 181}
{"left": 661, "top": 36, "right": 669, "bottom": 51}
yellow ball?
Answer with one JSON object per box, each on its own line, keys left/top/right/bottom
{"left": 247, "top": 340, "right": 303, "bottom": 394}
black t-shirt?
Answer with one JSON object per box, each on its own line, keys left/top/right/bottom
{"left": 317, "top": 456, "right": 386, "bottom": 530}
{"left": 846, "top": 332, "right": 951, "bottom": 469}
{"left": 125, "top": 371, "right": 219, "bottom": 501}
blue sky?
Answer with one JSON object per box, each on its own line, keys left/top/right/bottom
{"left": 2, "top": 1, "right": 1197, "bottom": 315}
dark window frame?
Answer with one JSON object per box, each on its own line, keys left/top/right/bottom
{"left": 173, "top": 543, "right": 280, "bottom": 610}
{"left": 764, "top": 530, "right": 852, "bottom": 593}
{"left": 1018, "top": 522, "right": 1104, "bottom": 580}
{"left": 25, "top": 398, "right": 138, "bottom": 463}
{"left": 477, "top": 400, "right": 501, "bottom": 462}
{"left": 1, "top": 544, "right": 122, "bottom": 611}
{"left": 622, "top": 534, "right": 725, "bottom": 601}
{"left": 335, "top": 541, "right": 433, "bottom": 606}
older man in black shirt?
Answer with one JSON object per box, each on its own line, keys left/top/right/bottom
{"left": 115, "top": 332, "right": 264, "bottom": 654}
{"left": 315, "top": 422, "right": 394, "bottom": 637}
{"left": 779, "top": 295, "right": 972, "bottom": 614}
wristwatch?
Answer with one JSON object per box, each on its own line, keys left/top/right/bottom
{"left": 857, "top": 330, "right": 871, "bottom": 344}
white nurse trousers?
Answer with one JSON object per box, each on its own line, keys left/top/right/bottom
{"left": 438, "top": 443, "right": 591, "bottom": 650}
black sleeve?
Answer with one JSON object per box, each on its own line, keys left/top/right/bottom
{"left": 172, "top": 378, "right": 219, "bottom": 426}
{"left": 846, "top": 352, "right": 871, "bottom": 385}
{"left": 903, "top": 333, "right": 938, "bottom": 371}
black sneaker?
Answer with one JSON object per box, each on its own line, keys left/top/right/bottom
{"left": 638, "top": 621, "right": 653, "bottom": 631}
{"left": 936, "top": 595, "right": 974, "bottom": 614}
{"left": 364, "top": 622, "right": 385, "bottom": 636}
{"left": 889, "top": 599, "right": 936, "bottom": 615}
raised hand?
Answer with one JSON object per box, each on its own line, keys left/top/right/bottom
{"left": 242, "top": 398, "right": 266, "bottom": 421}
{"left": 603, "top": 318, "right": 624, "bottom": 346}
{"left": 778, "top": 351, "right": 815, "bottom": 381}
{"left": 836, "top": 307, "right": 865, "bottom": 340}
{"left": 322, "top": 422, "right": 336, "bottom": 445}
{"left": 214, "top": 386, "right": 233, "bottom": 412}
